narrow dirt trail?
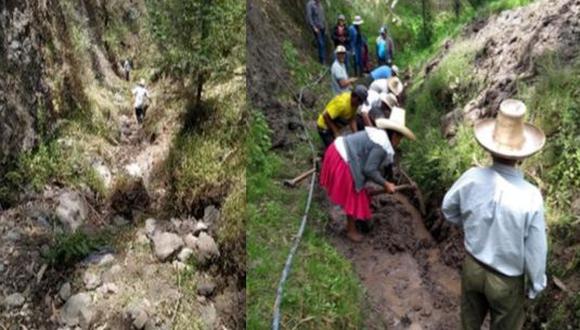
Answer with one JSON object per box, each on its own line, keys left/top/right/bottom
{"left": 327, "top": 192, "right": 463, "bottom": 329}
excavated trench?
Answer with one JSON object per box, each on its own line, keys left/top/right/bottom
{"left": 326, "top": 188, "right": 464, "bottom": 330}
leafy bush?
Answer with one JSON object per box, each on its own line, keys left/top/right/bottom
{"left": 45, "top": 231, "right": 111, "bottom": 266}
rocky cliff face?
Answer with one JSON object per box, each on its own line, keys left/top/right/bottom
{"left": 0, "top": 0, "right": 136, "bottom": 166}
{"left": 0, "top": 1, "right": 53, "bottom": 163}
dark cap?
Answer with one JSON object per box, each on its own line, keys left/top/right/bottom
{"left": 352, "top": 85, "right": 368, "bottom": 103}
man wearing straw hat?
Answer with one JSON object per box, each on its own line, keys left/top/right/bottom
{"left": 131, "top": 79, "right": 150, "bottom": 125}
{"left": 358, "top": 91, "right": 398, "bottom": 129}
{"left": 330, "top": 46, "right": 357, "bottom": 95}
{"left": 442, "top": 99, "right": 547, "bottom": 329}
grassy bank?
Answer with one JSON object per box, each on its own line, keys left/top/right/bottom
{"left": 247, "top": 109, "right": 363, "bottom": 329}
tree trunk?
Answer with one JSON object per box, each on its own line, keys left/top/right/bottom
{"left": 195, "top": 0, "right": 211, "bottom": 106}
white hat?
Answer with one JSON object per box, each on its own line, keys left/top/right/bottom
{"left": 375, "top": 107, "right": 416, "bottom": 140}
{"left": 335, "top": 45, "right": 347, "bottom": 54}
{"left": 353, "top": 16, "right": 364, "bottom": 25}
{"left": 379, "top": 93, "right": 398, "bottom": 109}
{"left": 391, "top": 65, "right": 399, "bottom": 76}
{"left": 138, "top": 79, "right": 146, "bottom": 87}
{"left": 474, "top": 99, "right": 545, "bottom": 159}
{"left": 387, "top": 77, "right": 403, "bottom": 96}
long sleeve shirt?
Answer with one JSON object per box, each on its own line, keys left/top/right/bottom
{"left": 337, "top": 127, "right": 395, "bottom": 192}
{"left": 442, "top": 162, "right": 548, "bottom": 298}
{"left": 306, "top": 0, "right": 325, "bottom": 30}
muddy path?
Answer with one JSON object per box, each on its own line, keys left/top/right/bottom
{"left": 327, "top": 191, "right": 463, "bottom": 329}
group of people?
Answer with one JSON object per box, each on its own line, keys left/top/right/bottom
{"left": 307, "top": 0, "right": 394, "bottom": 75}
{"left": 307, "top": 2, "right": 548, "bottom": 329}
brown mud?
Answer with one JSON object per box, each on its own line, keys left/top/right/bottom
{"left": 326, "top": 191, "right": 465, "bottom": 330}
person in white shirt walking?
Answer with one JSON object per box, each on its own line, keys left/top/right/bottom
{"left": 442, "top": 99, "right": 547, "bottom": 330}
{"left": 331, "top": 45, "right": 357, "bottom": 95}
{"left": 132, "top": 79, "right": 150, "bottom": 124}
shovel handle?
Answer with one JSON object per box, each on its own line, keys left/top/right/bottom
{"left": 369, "top": 183, "right": 415, "bottom": 196}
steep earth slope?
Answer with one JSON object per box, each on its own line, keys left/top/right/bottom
{"left": 0, "top": 1, "right": 244, "bottom": 329}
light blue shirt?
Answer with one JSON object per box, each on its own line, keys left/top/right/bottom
{"left": 442, "top": 162, "right": 547, "bottom": 298}
{"left": 370, "top": 65, "right": 393, "bottom": 80}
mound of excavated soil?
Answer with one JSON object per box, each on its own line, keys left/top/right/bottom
{"left": 435, "top": 0, "right": 580, "bottom": 134}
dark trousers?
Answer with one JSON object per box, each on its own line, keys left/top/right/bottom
{"left": 135, "top": 106, "right": 146, "bottom": 124}
{"left": 313, "top": 28, "right": 326, "bottom": 64}
{"left": 318, "top": 128, "right": 334, "bottom": 150}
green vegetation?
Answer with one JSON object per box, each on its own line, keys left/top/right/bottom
{"left": 45, "top": 231, "right": 112, "bottom": 266}
{"left": 247, "top": 111, "right": 363, "bottom": 329}
{"left": 146, "top": 0, "right": 245, "bottom": 105}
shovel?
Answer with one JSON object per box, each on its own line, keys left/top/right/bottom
{"left": 283, "top": 168, "right": 316, "bottom": 188}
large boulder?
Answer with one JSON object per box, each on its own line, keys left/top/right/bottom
{"left": 55, "top": 191, "right": 88, "bottom": 233}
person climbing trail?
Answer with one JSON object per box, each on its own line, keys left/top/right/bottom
{"left": 369, "top": 76, "right": 403, "bottom": 102}
{"left": 348, "top": 15, "right": 365, "bottom": 77}
{"left": 306, "top": 0, "right": 327, "bottom": 64}
{"left": 331, "top": 46, "right": 357, "bottom": 95}
{"left": 319, "top": 108, "right": 416, "bottom": 242}
{"left": 442, "top": 99, "right": 547, "bottom": 330}
{"left": 122, "top": 58, "right": 132, "bottom": 81}
{"left": 376, "top": 26, "right": 394, "bottom": 66}
{"left": 331, "top": 14, "right": 351, "bottom": 72}
{"left": 358, "top": 92, "right": 398, "bottom": 129}
{"left": 131, "top": 79, "right": 150, "bottom": 125}
{"left": 317, "top": 85, "right": 368, "bottom": 149}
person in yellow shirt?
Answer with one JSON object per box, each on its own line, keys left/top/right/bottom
{"left": 317, "top": 85, "right": 368, "bottom": 148}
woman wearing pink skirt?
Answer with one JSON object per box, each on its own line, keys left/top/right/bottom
{"left": 320, "top": 108, "right": 415, "bottom": 242}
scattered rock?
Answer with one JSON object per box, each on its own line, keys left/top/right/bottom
{"left": 203, "top": 205, "right": 220, "bottom": 226}
{"left": 4, "top": 228, "right": 21, "bottom": 241}
{"left": 59, "top": 282, "right": 72, "bottom": 301}
{"left": 4, "top": 292, "right": 25, "bottom": 307}
{"left": 172, "top": 260, "right": 188, "bottom": 272}
{"left": 145, "top": 218, "right": 157, "bottom": 237}
{"left": 152, "top": 232, "right": 184, "bottom": 261}
{"left": 97, "top": 282, "right": 119, "bottom": 295}
{"left": 83, "top": 271, "right": 101, "bottom": 290}
{"left": 113, "top": 215, "right": 130, "bottom": 227}
{"left": 126, "top": 304, "right": 149, "bottom": 329}
{"left": 102, "top": 264, "right": 123, "bottom": 283}
{"left": 55, "top": 191, "right": 88, "bottom": 233}
{"left": 59, "top": 293, "right": 94, "bottom": 327}
{"left": 177, "top": 248, "right": 193, "bottom": 262}
{"left": 199, "top": 303, "right": 217, "bottom": 330}
{"left": 184, "top": 233, "right": 198, "bottom": 250}
{"left": 195, "top": 232, "right": 220, "bottom": 265}
{"left": 170, "top": 218, "right": 182, "bottom": 231}
{"left": 193, "top": 221, "right": 209, "bottom": 236}
{"left": 97, "top": 254, "right": 116, "bottom": 267}
{"left": 197, "top": 279, "right": 216, "bottom": 297}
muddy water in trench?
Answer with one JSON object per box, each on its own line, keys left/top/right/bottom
{"left": 328, "top": 193, "right": 462, "bottom": 330}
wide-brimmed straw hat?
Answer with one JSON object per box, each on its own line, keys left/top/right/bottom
{"left": 335, "top": 45, "right": 347, "bottom": 54}
{"left": 387, "top": 77, "right": 403, "bottom": 96}
{"left": 379, "top": 92, "right": 398, "bottom": 109}
{"left": 375, "top": 107, "right": 416, "bottom": 140}
{"left": 474, "top": 99, "right": 545, "bottom": 160}
{"left": 353, "top": 16, "right": 364, "bottom": 25}
{"left": 337, "top": 14, "right": 346, "bottom": 21}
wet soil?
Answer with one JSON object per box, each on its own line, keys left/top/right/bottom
{"left": 327, "top": 193, "right": 463, "bottom": 329}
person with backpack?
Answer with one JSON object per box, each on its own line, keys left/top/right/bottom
{"left": 442, "top": 99, "right": 547, "bottom": 329}
{"left": 306, "top": 0, "right": 327, "bottom": 64}
{"left": 131, "top": 79, "right": 150, "bottom": 124}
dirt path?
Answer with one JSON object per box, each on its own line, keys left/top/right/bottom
{"left": 327, "top": 192, "right": 463, "bottom": 329}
